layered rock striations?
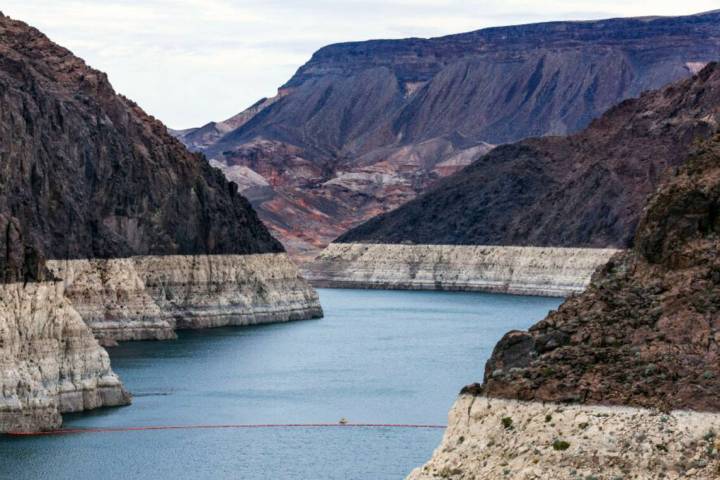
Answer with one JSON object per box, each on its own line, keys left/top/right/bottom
{"left": 0, "top": 282, "right": 129, "bottom": 433}
{"left": 340, "top": 63, "right": 720, "bottom": 249}
{"left": 134, "top": 254, "right": 322, "bottom": 330}
{"left": 407, "top": 133, "right": 720, "bottom": 478}
{"left": 315, "top": 64, "right": 720, "bottom": 294}
{"left": 0, "top": 11, "right": 321, "bottom": 333}
{"left": 176, "top": 11, "right": 720, "bottom": 260}
{"left": 305, "top": 244, "right": 619, "bottom": 297}
{"left": 47, "top": 254, "right": 322, "bottom": 345}
{"left": 0, "top": 14, "right": 320, "bottom": 431}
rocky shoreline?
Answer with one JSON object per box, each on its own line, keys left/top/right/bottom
{"left": 0, "top": 253, "right": 322, "bottom": 432}
{"left": 305, "top": 243, "right": 620, "bottom": 297}
{"left": 0, "top": 282, "right": 130, "bottom": 433}
{"left": 408, "top": 396, "right": 720, "bottom": 480}
{"left": 49, "top": 253, "right": 323, "bottom": 346}
{"left": 405, "top": 132, "right": 720, "bottom": 477}
{"left": 0, "top": 13, "right": 323, "bottom": 433}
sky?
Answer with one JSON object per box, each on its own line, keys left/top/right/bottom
{"left": 2, "top": 1, "right": 718, "bottom": 129}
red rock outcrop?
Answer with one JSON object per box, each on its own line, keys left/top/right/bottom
{"left": 341, "top": 63, "right": 720, "bottom": 250}
{"left": 176, "top": 11, "right": 720, "bottom": 261}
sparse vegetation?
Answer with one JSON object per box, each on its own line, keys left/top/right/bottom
{"left": 501, "top": 417, "right": 514, "bottom": 430}
{"left": 552, "top": 440, "right": 570, "bottom": 451}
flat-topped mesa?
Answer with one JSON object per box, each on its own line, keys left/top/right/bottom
{"left": 176, "top": 12, "right": 720, "bottom": 260}
{"left": 408, "top": 135, "right": 720, "bottom": 479}
{"left": 340, "top": 63, "right": 720, "bottom": 249}
{"left": 312, "top": 64, "right": 720, "bottom": 295}
{"left": 305, "top": 243, "right": 619, "bottom": 297}
{"left": 0, "top": 13, "right": 320, "bottom": 432}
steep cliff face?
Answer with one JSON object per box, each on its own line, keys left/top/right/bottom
{"left": 0, "top": 12, "right": 321, "bottom": 330}
{"left": 305, "top": 244, "right": 619, "bottom": 297}
{"left": 0, "top": 14, "right": 281, "bottom": 271}
{"left": 407, "top": 134, "right": 720, "bottom": 478}
{"left": 0, "top": 14, "right": 321, "bottom": 432}
{"left": 177, "top": 11, "right": 720, "bottom": 259}
{"left": 480, "top": 134, "right": 720, "bottom": 412}
{"left": 341, "top": 63, "right": 720, "bottom": 249}
{"left": 0, "top": 282, "right": 129, "bottom": 433}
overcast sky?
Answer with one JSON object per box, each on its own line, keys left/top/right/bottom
{"left": 2, "top": 1, "right": 717, "bottom": 129}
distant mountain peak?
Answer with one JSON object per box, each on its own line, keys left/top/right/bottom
{"left": 175, "top": 12, "right": 720, "bottom": 262}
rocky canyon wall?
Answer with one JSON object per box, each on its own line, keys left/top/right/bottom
{"left": 176, "top": 12, "right": 720, "bottom": 260}
{"left": 47, "top": 254, "right": 322, "bottom": 345}
{"left": 0, "top": 13, "right": 322, "bottom": 433}
{"left": 305, "top": 243, "right": 619, "bottom": 297}
{"left": 405, "top": 129, "right": 720, "bottom": 478}
{"left": 0, "top": 282, "right": 130, "bottom": 433}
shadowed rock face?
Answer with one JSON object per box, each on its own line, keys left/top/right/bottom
{"left": 0, "top": 13, "right": 282, "bottom": 283}
{"left": 176, "top": 11, "right": 720, "bottom": 260}
{"left": 341, "top": 63, "right": 720, "bottom": 249}
{"left": 0, "top": 14, "right": 320, "bottom": 432}
{"left": 475, "top": 133, "right": 720, "bottom": 412}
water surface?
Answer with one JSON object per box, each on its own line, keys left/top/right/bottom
{"left": 1, "top": 289, "right": 560, "bottom": 479}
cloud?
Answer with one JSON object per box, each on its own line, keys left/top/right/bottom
{"left": 2, "top": 0, "right": 716, "bottom": 128}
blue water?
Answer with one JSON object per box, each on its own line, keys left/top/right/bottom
{"left": 0, "top": 289, "right": 560, "bottom": 480}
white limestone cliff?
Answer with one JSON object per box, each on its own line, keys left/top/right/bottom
{"left": 408, "top": 396, "right": 720, "bottom": 480}
{"left": 305, "top": 243, "right": 620, "bottom": 297}
{"left": 48, "top": 253, "right": 323, "bottom": 344}
{"left": 0, "top": 282, "right": 130, "bottom": 433}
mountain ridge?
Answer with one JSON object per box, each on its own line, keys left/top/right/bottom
{"left": 175, "top": 10, "right": 720, "bottom": 261}
{"left": 0, "top": 12, "right": 282, "bottom": 282}
{"left": 339, "top": 62, "right": 720, "bottom": 249}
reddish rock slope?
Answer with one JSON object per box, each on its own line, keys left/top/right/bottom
{"left": 176, "top": 11, "right": 720, "bottom": 261}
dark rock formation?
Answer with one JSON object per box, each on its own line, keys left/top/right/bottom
{"left": 0, "top": 14, "right": 323, "bottom": 433}
{"left": 475, "top": 132, "right": 720, "bottom": 412}
{"left": 0, "top": 13, "right": 282, "bottom": 283}
{"left": 341, "top": 63, "right": 720, "bottom": 249}
{"left": 176, "top": 11, "right": 720, "bottom": 260}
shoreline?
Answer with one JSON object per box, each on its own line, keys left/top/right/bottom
{"left": 408, "top": 395, "right": 720, "bottom": 480}
{"left": 305, "top": 243, "right": 621, "bottom": 297}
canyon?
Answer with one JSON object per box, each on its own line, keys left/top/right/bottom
{"left": 3, "top": 8, "right": 720, "bottom": 480}
{"left": 313, "top": 62, "right": 720, "bottom": 292}
{"left": 305, "top": 244, "right": 619, "bottom": 297}
{"left": 0, "top": 13, "right": 320, "bottom": 432}
{"left": 175, "top": 11, "right": 720, "bottom": 261}
{"left": 48, "top": 254, "right": 322, "bottom": 346}
{"left": 408, "top": 131, "right": 720, "bottom": 477}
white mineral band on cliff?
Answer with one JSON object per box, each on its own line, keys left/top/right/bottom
{"left": 0, "top": 282, "right": 129, "bottom": 433}
{"left": 305, "top": 243, "right": 621, "bottom": 297}
{"left": 48, "top": 253, "right": 323, "bottom": 345}
{"left": 408, "top": 395, "right": 720, "bottom": 480}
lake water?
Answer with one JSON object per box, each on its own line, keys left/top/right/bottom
{"left": 0, "top": 289, "right": 560, "bottom": 480}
